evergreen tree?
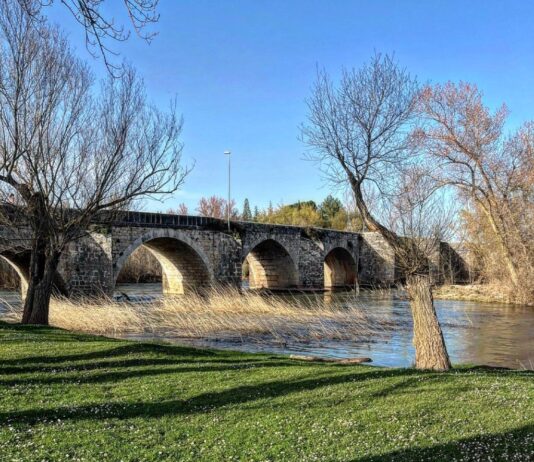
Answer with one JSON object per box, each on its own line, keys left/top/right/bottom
{"left": 253, "top": 206, "right": 259, "bottom": 221}
{"left": 319, "top": 195, "right": 344, "bottom": 227}
{"left": 242, "top": 198, "right": 252, "bottom": 221}
{"left": 288, "top": 200, "right": 317, "bottom": 211}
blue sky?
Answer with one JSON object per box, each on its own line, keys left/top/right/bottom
{"left": 45, "top": 0, "right": 534, "bottom": 214}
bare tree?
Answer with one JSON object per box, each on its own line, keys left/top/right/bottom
{"left": 167, "top": 203, "right": 189, "bottom": 215}
{"left": 17, "top": 0, "right": 159, "bottom": 74}
{"left": 415, "top": 83, "right": 534, "bottom": 299}
{"left": 301, "top": 54, "right": 451, "bottom": 370}
{"left": 384, "top": 170, "right": 455, "bottom": 370}
{"left": 0, "top": 2, "right": 187, "bottom": 324}
{"left": 197, "top": 196, "right": 238, "bottom": 220}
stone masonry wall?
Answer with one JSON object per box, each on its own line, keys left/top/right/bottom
{"left": 111, "top": 226, "right": 242, "bottom": 293}
{"left": 59, "top": 228, "right": 113, "bottom": 296}
{"left": 298, "top": 229, "right": 359, "bottom": 288}
{"left": 0, "top": 215, "right": 403, "bottom": 296}
{"left": 298, "top": 236, "right": 324, "bottom": 288}
{"left": 358, "top": 232, "right": 395, "bottom": 286}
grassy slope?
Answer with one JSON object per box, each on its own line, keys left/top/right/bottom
{"left": 0, "top": 322, "right": 532, "bottom": 462}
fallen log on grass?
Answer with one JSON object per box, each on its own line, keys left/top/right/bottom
{"left": 289, "top": 354, "right": 372, "bottom": 364}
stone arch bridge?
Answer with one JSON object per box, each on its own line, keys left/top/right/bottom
{"left": 1, "top": 211, "right": 441, "bottom": 297}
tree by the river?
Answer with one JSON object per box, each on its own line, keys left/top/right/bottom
{"left": 0, "top": 2, "right": 188, "bottom": 325}
{"left": 301, "top": 53, "right": 451, "bottom": 371}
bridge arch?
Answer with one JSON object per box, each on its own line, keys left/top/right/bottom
{"left": 0, "top": 252, "right": 68, "bottom": 297}
{"left": 0, "top": 254, "right": 29, "bottom": 296}
{"left": 244, "top": 239, "right": 298, "bottom": 289}
{"left": 114, "top": 229, "right": 214, "bottom": 295}
{"left": 324, "top": 247, "right": 357, "bottom": 289}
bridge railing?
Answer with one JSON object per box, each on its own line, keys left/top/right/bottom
{"left": 104, "top": 211, "right": 227, "bottom": 229}
{"left": 1, "top": 203, "right": 363, "bottom": 235}
{"left": 103, "top": 210, "right": 363, "bottom": 235}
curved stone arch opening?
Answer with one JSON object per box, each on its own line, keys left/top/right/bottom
{"left": 324, "top": 247, "right": 357, "bottom": 289}
{"left": 114, "top": 231, "right": 214, "bottom": 295}
{"left": 0, "top": 254, "right": 29, "bottom": 296}
{"left": 0, "top": 253, "right": 68, "bottom": 298}
{"left": 244, "top": 239, "right": 298, "bottom": 289}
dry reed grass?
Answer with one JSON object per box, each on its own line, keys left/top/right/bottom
{"left": 433, "top": 284, "right": 534, "bottom": 306}
{"left": 1, "top": 287, "right": 390, "bottom": 344}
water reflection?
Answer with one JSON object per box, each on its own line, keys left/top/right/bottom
{"left": 1, "top": 285, "right": 532, "bottom": 370}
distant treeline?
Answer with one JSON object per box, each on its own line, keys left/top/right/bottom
{"left": 170, "top": 194, "right": 365, "bottom": 231}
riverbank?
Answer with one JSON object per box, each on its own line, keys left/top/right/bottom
{"left": 433, "top": 284, "right": 534, "bottom": 306}
{"left": 1, "top": 322, "right": 532, "bottom": 461}
{"left": 2, "top": 288, "right": 533, "bottom": 369}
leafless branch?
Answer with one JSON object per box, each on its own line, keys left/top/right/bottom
{"left": 16, "top": 0, "right": 160, "bottom": 76}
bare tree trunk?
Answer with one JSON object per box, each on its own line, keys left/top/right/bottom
{"left": 406, "top": 274, "right": 451, "bottom": 371}
{"left": 22, "top": 245, "right": 59, "bottom": 325}
{"left": 479, "top": 205, "right": 520, "bottom": 286}
{"left": 350, "top": 180, "right": 453, "bottom": 371}
{"left": 301, "top": 56, "right": 454, "bottom": 371}
{"left": 21, "top": 235, "right": 46, "bottom": 324}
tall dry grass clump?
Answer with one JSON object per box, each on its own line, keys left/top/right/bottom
{"left": 1, "top": 287, "right": 390, "bottom": 344}
{"left": 461, "top": 203, "right": 534, "bottom": 305}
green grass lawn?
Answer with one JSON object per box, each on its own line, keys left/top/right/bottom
{"left": 0, "top": 321, "right": 532, "bottom": 462}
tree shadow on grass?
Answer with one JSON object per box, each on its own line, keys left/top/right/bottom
{"left": 0, "top": 341, "right": 228, "bottom": 367}
{"left": 351, "top": 423, "right": 534, "bottom": 462}
{"left": 365, "top": 369, "right": 506, "bottom": 399}
{"left": 0, "top": 346, "right": 292, "bottom": 377}
{"left": 0, "top": 360, "right": 307, "bottom": 387}
{"left": 0, "top": 356, "right": 303, "bottom": 376}
{"left": 0, "top": 321, "right": 113, "bottom": 342}
{"left": 368, "top": 376, "right": 421, "bottom": 398}
{"left": 0, "top": 368, "right": 430, "bottom": 426}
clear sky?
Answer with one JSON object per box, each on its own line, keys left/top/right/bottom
{"left": 44, "top": 0, "right": 534, "bottom": 214}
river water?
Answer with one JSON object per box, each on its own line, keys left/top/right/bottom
{"left": 2, "top": 285, "right": 533, "bottom": 370}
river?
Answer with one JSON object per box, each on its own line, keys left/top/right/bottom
{"left": 2, "top": 284, "right": 533, "bottom": 370}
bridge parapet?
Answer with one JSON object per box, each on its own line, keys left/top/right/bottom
{"left": 107, "top": 211, "right": 226, "bottom": 229}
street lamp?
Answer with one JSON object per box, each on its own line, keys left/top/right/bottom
{"left": 224, "top": 150, "right": 231, "bottom": 230}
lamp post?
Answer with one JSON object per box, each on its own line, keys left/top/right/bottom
{"left": 224, "top": 150, "right": 231, "bottom": 230}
